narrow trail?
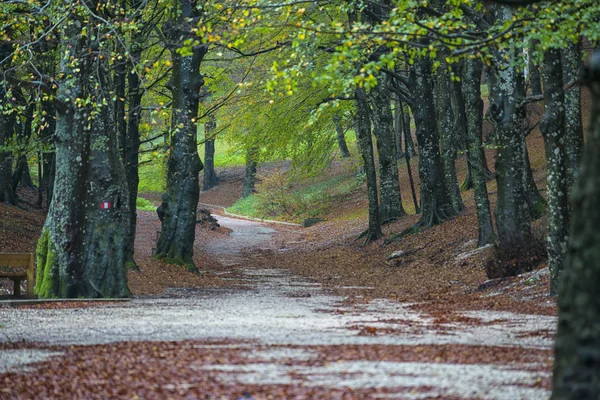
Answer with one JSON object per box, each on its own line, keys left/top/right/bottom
{"left": 0, "top": 215, "right": 555, "bottom": 399}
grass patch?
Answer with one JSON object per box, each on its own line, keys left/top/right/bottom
{"left": 136, "top": 197, "right": 156, "bottom": 211}
{"left": 227, "top": 195, "right": 263, "bottom": 218}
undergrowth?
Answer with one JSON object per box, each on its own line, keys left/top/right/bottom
{"left": 227, "top": 170, "right": 362, "bottom": 222}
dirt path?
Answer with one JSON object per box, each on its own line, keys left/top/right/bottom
{"left": 0, "top": 216, "right": 555, "bottom": 399}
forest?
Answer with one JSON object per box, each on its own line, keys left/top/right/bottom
{"left": 1, "top": 0, "right": 600, "bottom": 398}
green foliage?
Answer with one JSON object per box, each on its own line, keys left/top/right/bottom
{"left": 136, "top": 197, "right": 155, "bottom": 211}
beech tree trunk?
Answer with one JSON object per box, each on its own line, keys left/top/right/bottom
{"left": 540, "top": 48, "right": 570, "bottom": 295}
{"left": 371, "top": 74, "right": 406, "bottom": 222}
{"left": 464, "top": 59, "right": 496, "bottom": 247}
{"left": 12, "top": 103, "right": 36, "bottom": 192}
{"left": 562, "top": 41, "right": 584, "bottom": 192}
{"left": 400, "top": 102, "right": 420, "bottom": 214}
{"left": 242, "top": 146, "right": 257, "bottom": 198}
{"left": 355, "top": 85, "right": 382, "bottom": 242}
{"left": 523, "top": 140, "right": 546, "bottom": 220}
{"left": 552, "top": 52, "right": 600, "bottom": 399}
{"left": 437, "top": 55, "right": 464, "bottom": 214}
{"left": 122, "top": 48, "right": 143, "bottom": 269}
{"left": 528, "top": 41, "right": 543, "bottom": 96}
{"left": 155, "top": 2, "right": 207, "bottom": 270}
{"left": 36, "top": 22, "right": 130, "bottom": 298}
{"left": 0, "top": 43, "right": 15, "bottom": 205}
{"left": 203, "top": 115, "right": 219, "bottom": 191}
{"left": 488, "top": 17, "right": 533, "bottom": 256}
{"left": 409, "top": 57, "right": 455, "bottom": 228}
{"left": 333, "top": 114, "right": 351, "bottom": 158}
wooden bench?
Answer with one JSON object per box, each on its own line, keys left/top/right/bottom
{"left": 0, "top": 253, "right": 35, "bottom": 297}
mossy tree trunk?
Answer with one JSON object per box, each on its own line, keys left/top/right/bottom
{"left": 464, "top": 59, "right": 496, "bottom": 247}
{"left": 488, "top": 9, "right": 533, "bottom": 256}
{"left": 36, "top": 19, "right": 131, "bottom": 298}
{"left": 409, "top": 57, "right": 455, "bottom": 228}
{"left": 436, "top": 53, "right": 464, "bottom": 214}
{"left": 540, "top": 48, "right": 570, "bottom": 295}
{"left": 370, "top": 74, "right": 406, "bottom": 222}
{"left": 203, "top": 115, "right": 219, "bottom": 191}
{"left": 242, "top": 146, "right": 258, "bottom": 198}
{"left": 387, "top": 56, "right": 454, "bottom": 243}
{"left": 552, "top": 52, "right": 600, "bottom": 399}
{"left": 155, "top": 2, "right": 207, "bottom": 270}
{"left": 562, "top": 41, "right": 584, "bottom": 192}
{"left": 523, "top": 140, "right": 546, "bottom": 220}
{"left": 355, "top": 85, "right": 382, "bottom": 242}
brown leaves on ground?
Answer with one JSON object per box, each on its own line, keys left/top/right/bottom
{"left": 1, "top": 339, "right": 552, "bottom": 399}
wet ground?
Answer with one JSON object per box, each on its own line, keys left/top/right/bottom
{"left": 0, "top": 216, "right": 555, "bottom": 399}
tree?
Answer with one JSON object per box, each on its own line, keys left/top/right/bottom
{"left": 154, "top": 0, "right": 207, "bottom": 270}
{"left": 552, "top": 51, "right": 600, "bottom": 400}
{"left": 36, "top": 4, "right": 131, "bottom": 298}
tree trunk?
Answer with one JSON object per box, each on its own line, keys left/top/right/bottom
{"left": 122, "top": 48, "right": 143, "bottom": 270}
{"left": 400, "top": 102, "right": 420, "bottom": 214}
{"left": 355, "top": 85, "right": 382, "bottom": 242}
{"left": 552, "top": 52, "right": 600, "bottom": 400}
{"left": 402, "top": 102, "right": 416, "bottom": 158}
{"left": 0, "top": 43, "right": 15, "bottom": 205}
{"left": 392, "top": 56, "right": 454, "bottom": 238}
{"left": 333, "top": 114, "right": 351, "bottom": 158}
{"left": 12, "top": 103, "right": 37, "bottom": 192}
{"left": 155, "top": 5, "right": 207, "bottom": 270}
{"left": 464, "top": 59, "right": 496, "bottom": 247}
{"left": 371, "top": 74, "right": 406, "bottom": 222}
{"left": 437, "top": 54, "right": 464, "bottom": 213}
{"left": 528, "top": 41, "right": 543, "bottom": 96}
{"left": 203, "top": 115, "right": 219, "bottom": 191}
{"left": 540, "top": 48, "right": 570, "bottom": 295}
{"left": 488, "top": 23, "right": 533, "bottom": 256}
{"left": 36, "top": 25, "right": 130, "bottom": 298}
{"left": 242, "top": 146, "right": 257, "bottom": 198}
{"left": 40, "top": 100, "right": 56, "bottom": 209}
{"left": 393, "top": 96, "right": 404, "bottom": 159}
{"left": 523, "top": 139, "right": 546, "bottom": 219}
{"left": 562, "top": 41, "right": 584, "bottom": 192}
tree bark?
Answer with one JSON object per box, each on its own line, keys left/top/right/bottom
{"left": 540, "top": 48, "right": 570, "bottom": 295}
{"left": 333, "top": 114, "right": 351, "bottom": 158}
{"left": 242, "top": 146, "right": 257, "bottom": 198}
{"left": 464, "top": 59, "right": 496, "bottom": 247}
{"left": 122, "top": 47, "right": 143, "bottom": 270}
{"left": 355, "top": 85, "right": 382, "bottom": 242}
{"left": 370, "top": 74, "right": 406, "bottom": 222}
{"left": 552, "top": 52, "right": 600, "bottom": 400}
{"left": 562, "top": 41, "right": 584, "bottom": 192}
{"left": 523, "top": 140, "right": 546, "bottom": 220}
{"left": 0, "top": 43, "right": 16, "bottom": 205}
{"left": 36, "top": 22, "right": 131, "bottom": 298}
{"left": 12, "top": 103, "right": 37, "bottom": 192}
{"left": 488, "top": 44, "right": 533, "bottom": 256}
{"left": 528, "top": 41, "right": 543, "bottom": 96}
{"left": 400, "top": 102, "right": 420, "bottom": 214}
{"left": 437, "top": 53, "right": 464, "bottom": 213}
{"left": 388, "top": 56, "right": 454, "bottom": 241}
{"left": 155, "top": 2, "right": 207, "bottom": 270}
{"left": 203, "top": 115, "right": 219, "bottom": 191}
